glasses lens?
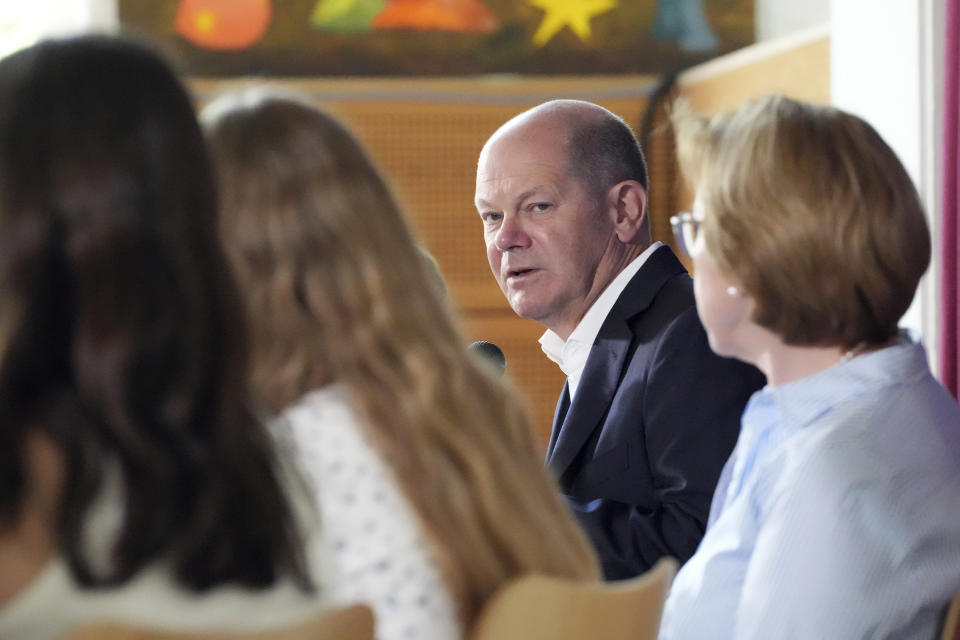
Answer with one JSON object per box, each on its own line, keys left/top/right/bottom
{"left": 670, "top": 212, "right": 700, "bottom": 257}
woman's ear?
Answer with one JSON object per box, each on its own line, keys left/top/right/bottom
{"left": 607, "top": 180, "right": 648, "bottom": 244}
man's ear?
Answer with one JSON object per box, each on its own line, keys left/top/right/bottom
{"left": 606, "top": 180, "right": 647, "bottom": 243}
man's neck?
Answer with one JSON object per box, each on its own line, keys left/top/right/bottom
{"left": 546, "top": 242, "right": 656, "bottom": 342}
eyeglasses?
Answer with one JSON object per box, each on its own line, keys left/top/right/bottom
{"left": 670, "top": 210, "right": 704, "bottom": 258}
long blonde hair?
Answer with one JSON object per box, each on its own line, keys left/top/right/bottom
{"left": 203, "top": 92, "right": 598, "bottom": 622}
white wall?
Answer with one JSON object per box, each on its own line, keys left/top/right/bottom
{"left": 0, "top": 0, "right": 116, "bottom": 58}
{"left": 756, "top": 0, "right": 945, "bottom": 372}
{"left": 831, "top": 0, "right": 944, "bottom": 373}
{"left": 757, "top": 0, "right": 829, "bottom": 41}
{"left": 41, "top": 0, "right": 116, "bottom": 34}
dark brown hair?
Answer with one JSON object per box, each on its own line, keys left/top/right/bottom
{"left": 0, "top": 36, "right": 310, "bottom": 590}
{"left": 565, "top": 101, "right": 649, "bottom": 194}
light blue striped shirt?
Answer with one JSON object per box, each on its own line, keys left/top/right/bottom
{"left": 659, "top": 336, "right": 960, "bottom": 639}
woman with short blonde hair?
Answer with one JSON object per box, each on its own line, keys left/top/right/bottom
{"left": 675, "top": 94, "right": 929, "bottom": 350}
{"left": 660, "top": 94, "right": 960, "bottom": 639}
{"left": 204, "top": 93, "right": 598, "bottom": 639}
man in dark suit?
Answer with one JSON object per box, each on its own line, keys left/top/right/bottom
{"left": 474, "top": 99, "right": 764, "bottom": 579}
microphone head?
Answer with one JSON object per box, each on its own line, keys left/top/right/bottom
{"left": 468, "top": 340, "right": 506, "bottom": 376}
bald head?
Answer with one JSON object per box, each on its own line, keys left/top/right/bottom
{"left": 482, "top": 100, "right": 649, "bottom": 199}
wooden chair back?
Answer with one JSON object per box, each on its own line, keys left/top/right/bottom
{"left": 942, "top": 589, "right": 960, "bottom": 640}
{"left": 470, "top": 557, "right": 677, "bottom": 640}
{"left": 62, "top": 603, "right": 374, "bottom": 640}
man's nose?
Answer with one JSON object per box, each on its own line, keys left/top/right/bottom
{"left": 494, "top": 214, "right": 530, "bottom": 252}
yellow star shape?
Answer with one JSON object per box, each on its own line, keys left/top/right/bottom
{"left": 529, "top": 0, "right": 618, "bottom": 47}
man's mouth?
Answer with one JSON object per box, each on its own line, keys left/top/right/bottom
{"left": 507, "top": 268, "right": 537, "bottom": 279}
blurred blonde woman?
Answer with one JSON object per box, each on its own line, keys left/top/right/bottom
{"left": 659, "top": 95, "right": 960, "bottom": 639}
{"left": 203, "top": 93, "right": 598, "bottom": 639}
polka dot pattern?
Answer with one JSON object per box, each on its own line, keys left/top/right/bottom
{"left": 282, "top": 386, "right": 462, "bottom": 640}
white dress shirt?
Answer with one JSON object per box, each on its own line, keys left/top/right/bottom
{"left": 540, "top": 242, "right": 662, "bottom": 400}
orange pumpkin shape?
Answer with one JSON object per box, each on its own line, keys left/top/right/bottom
{"left": 372, "top": 0, "right": 498, "bottom": 33}
{"left": 175, "top": 0, "right": 273, "bottom": 50}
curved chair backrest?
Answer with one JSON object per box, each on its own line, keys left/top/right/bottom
{"left": 62, "top": 603, "right": 374, "bottom": 640}
{"left": 942, "top": 589, "right": 960, "bottom": 640}
{"left": 470, "top": 556, "right": 678, "bottom": 640}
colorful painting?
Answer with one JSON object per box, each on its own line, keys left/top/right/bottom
{"left": 119, "top": 0, "right": 754, "bottom": 76}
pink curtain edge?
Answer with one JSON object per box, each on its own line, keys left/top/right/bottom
{"left": 939, "top": 0, "right": 960, "bottom": 398}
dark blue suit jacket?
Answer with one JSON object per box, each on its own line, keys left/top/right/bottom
{"left": 546, "top": 246, "right": 765, "bottom": 580}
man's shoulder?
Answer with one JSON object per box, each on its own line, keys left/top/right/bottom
{"left": 614, "top": 255, "right": 695, "bottom": 324}
{"left": 598, "top": 246, "right": 689, "bottom": 317}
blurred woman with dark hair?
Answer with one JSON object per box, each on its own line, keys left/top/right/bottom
{"left": 660, "top": 95, "right": 960, "bottom": 639}
{"left": 0, "top": 37, "right": 331, "bottom": 639}
{"left": 203, "top": 92, "right": 599, "bottom": 640}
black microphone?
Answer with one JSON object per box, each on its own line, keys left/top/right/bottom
{"left": 468, "top": 340, "right": 506, "bottom": 376}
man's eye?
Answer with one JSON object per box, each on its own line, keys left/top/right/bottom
{"left": 531, "top": 203, "right": 551, "bottom": 212}
{"left": 482, "top": 212, "right": 502, "bottom": 223}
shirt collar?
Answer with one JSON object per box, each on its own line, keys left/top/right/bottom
{"left": 746, "top": 331, "right": 928, "bottom": 433}
{"left": 539, "top": 242, "right": 663, "bottom": 394}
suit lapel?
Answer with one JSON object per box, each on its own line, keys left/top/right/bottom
{"left": 547, "top": 313, "right": 632, "bottom": 478}
{"left": 546, "top": 381, "right": 571, "bottom": 461}
{"left": 546, "top": 246, "right": 688, "bottom": 479}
